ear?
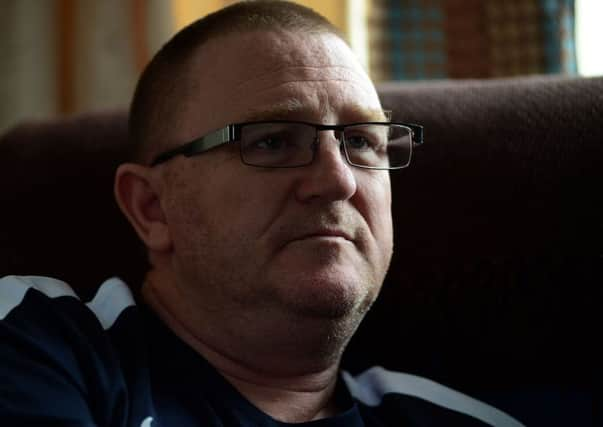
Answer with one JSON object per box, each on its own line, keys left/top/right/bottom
{"left": 114, "top": 163, "right": 172, "bottom": 253}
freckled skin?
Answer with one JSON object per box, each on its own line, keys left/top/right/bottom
{"left": 151, "top": 30, "right": 393, "bottom": 375}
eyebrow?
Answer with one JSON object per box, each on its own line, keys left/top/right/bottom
{"left": 242, "top": 101, "right": 389, "bottom": 123}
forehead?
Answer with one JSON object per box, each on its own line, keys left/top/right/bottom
{"left": 172, "top": 30, "right": 382, "bottom": 141}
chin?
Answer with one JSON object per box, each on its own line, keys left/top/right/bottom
{"left": 278, "top": 272, "right": 379, "bottom": 321}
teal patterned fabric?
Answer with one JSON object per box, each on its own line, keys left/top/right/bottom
{"left": 541, "top": 0, "right": 577, "bottom": 74}
{"left": 369, "top": 0, "right": 577, "bottom": 80}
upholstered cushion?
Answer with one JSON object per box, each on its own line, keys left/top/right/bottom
{"left": 346, "top": 76, "right": 603, "bottom": 396}
{"left": 0, "top": 111, "right": 147, "bottom": 300}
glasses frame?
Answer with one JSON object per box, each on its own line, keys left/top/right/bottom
{"left": 150, "top": 120, "right": 424, "bottom": 170}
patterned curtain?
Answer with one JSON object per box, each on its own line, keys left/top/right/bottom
{"left": 369, "top": 0, "right": 577, "bottom": 81}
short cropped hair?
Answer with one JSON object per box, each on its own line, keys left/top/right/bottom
{"left": 129, "top": 0, "right": 343, "bottom": 165}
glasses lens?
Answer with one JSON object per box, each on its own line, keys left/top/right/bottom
{"left": 343, "top": 124, "right": 412, "bottom": 169}
{"left": 240, "top": 122, "right": 315, "bottom": 167}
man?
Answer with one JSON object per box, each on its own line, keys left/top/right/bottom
{"left": 0, "top": 1, "right": 522, "bottom": 425}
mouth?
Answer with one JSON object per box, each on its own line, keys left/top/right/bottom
{"left": 292, "top": 229, "right": 354, "bottom": 244}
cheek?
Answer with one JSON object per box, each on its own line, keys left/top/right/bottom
{"left": 161, "top": 165, "right": 219, "bottom": 251}
{"left": 162, "top": 189, "right": 209, "bottom": 259}
{"left": 357, "top": 172, "right": 393, "bottom": 255}
{"left": 164, "top": 165, "right": 289, "bottom": 252}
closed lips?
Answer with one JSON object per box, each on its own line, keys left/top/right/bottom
{"left": 294, "top": 229, "right": 353, "bottom": 242}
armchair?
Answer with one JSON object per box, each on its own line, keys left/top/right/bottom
{"left": 1, "top": 76, "right": 601, "bottom": 425}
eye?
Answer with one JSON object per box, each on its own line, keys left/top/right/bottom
{"left": 240, "top": 123, "right": 314, "bottom": 167}
{"left": 345, "top": 131, "right": 384, "bottom": 151}
{"left": 251, "top": 135, "right": 287, "bottom": 151}
{"left": 346, "top": 135, "right": 372, "bottom": 150}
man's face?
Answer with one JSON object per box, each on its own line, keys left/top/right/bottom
{"left": 158, "top": 30, "right": 393, "bottom": 327}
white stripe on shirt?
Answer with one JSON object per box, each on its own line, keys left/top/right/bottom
{"left": 0, "top": 275, "right": 78, "bottom": 319}
{"left": 342, "top": 366, "right": 525, "bottom": 427}
{"left": 86, "top": 277, "right": 135, "bottom": 330}
{"left": 0, "top": 275, "right": 135, "bottom": 330}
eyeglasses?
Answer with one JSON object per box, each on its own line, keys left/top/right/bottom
{"left": 151, "top": 120, "right": 424, "bottom": 170}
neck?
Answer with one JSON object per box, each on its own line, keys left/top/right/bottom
{"left": 142, "top": 271, "right": 346, "bottom": 423}
{"left": 226, "top": 371, "right": 341, "bottom": 422}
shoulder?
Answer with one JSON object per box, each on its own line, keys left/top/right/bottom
{"left": 0, "top": 275, "right": 137, "bottom": 372}
{"left": 0, "top": 275, "right": 139, "bottom": 424}
{"left": 343, "top": 366, "right": 525, "bottom": 427}
{"left": 0, "top": 275, "right": 135, "bottom": 328}
{"left": 0, "top": 275, "right": 78, "bottom": 317}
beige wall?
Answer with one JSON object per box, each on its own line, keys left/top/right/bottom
{"left": 0, "top": 1, "right": 58, "bottom": 132}
{"left": 296, "top": 0, "right": 347, "bottom": 33}
{"left": 0, "top": 0, "right": 351, "bottom": 133}
{"left": 172, "top": 0, "right": 347, "bottom": 35}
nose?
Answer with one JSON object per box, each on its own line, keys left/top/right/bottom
{"left": 294, "top": 131, "right": 357, "bottom": 203}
